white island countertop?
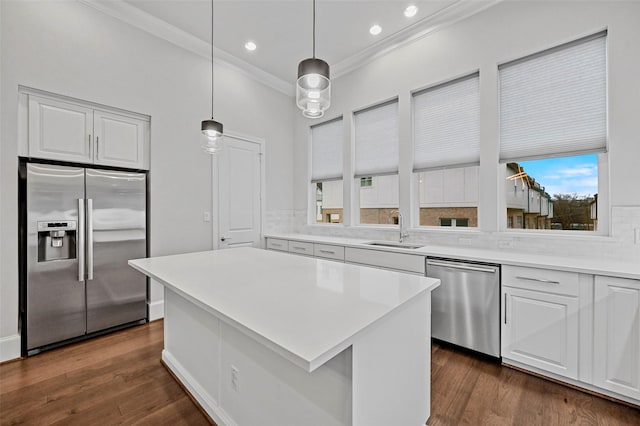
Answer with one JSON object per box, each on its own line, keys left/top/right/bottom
{"left": 129, "top": 247, "right": 439, "bottom": 372}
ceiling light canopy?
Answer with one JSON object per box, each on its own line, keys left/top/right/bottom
{"left": 404, "top": 5, "right": 418, "bottom": 18}
{"left": 369, "top": 24, "right": 382, "bottom": 36}
{"left": 201, "top": 0, "right": 223, "bottom": 154}
{"left": 296, "top": 0, "right": 331, "bottom": 119}
{"left": 244, "top": 41, "right": 257, "bottom": 51}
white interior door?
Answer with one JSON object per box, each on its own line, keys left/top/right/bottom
{"left": 216, "top": 134, "right": 263, "bottom": 249}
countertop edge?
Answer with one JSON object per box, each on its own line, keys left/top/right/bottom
{"left": 264, "top": 233, "right": 640, "bottom": 280}
{"left": 129, "top": 258, "right": 314, "bottom": 371}
{"left": 129, "top": 257, "right": 440, "bottom": 373}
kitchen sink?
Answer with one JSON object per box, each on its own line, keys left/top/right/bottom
{"left": 363, "top": 241, "right": 424, "bottom": 250}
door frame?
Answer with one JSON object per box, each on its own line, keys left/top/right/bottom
{"left": 211, "top": 130, "right": 266, "bottom": 250}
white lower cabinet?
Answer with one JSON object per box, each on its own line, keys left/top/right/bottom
{"left": 593, "top": 276, "right": 640, "bottom": 400}
{"left": 502, "top": 286, "right": 579, "bottom": 379}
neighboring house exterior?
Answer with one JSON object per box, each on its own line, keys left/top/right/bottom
{"left": 316, "top": 163, "right": 556, "bottom": 228}
{"left": 590, "top": 194, "right": 598, "bottom": 231}
{"left": 505, "top": 163, "right": 554, "bottom": 230}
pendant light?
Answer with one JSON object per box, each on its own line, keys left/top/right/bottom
{"left": 296, "top": 0, "right": 331, "bottom": 119}
{"left": 202, "top": 0, "right": 223, "bottom": 154}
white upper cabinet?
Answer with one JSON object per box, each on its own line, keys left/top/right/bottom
{"left": 593, "top": 276, "right": 640, "bottom": 400}
{"left": 28, "top": 96, "right": 93, "bottom": 163}
{"left": 94, "top": 110, "right": 146, "bottom": 169}
{"left": 24, "top": 90, "right": 149, "bottom": 170}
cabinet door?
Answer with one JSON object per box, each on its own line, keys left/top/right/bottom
{"left": 593, "top": 276, "right": 640, "bottom": 400}
{"left": 94, "top": 110, "right": 146, "bottom": 169}
{"left": 502, "top": 287, "right": 579, "bottom": 379}
{"left": 28, "top": 96, "right": 93, "bottom": 163}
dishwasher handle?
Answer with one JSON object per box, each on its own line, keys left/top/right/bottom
{"left": 426, "top": 259, "right": 498, "bottom": 274}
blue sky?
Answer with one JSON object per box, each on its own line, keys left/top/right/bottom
{"left": 519, "top": 154, "right": 598, "bottom": 198}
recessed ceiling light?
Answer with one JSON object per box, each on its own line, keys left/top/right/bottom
{"left": 244, "top": 41, "right": 257, "bottom": 51}
{"left": 369, "top": 24, "right": 382, "bottom": 36}
{"left": 404, "top": 5, "right": 418, "bottom": 18}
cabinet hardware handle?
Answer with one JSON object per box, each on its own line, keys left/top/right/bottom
{"left": 504, "top": 293, "right": 507, "bottom": 324}
{"left": 292, "top": 246, "right": 306, "bottom": 251}
{"left": 271, "top": 243, "right": 282, "bottom": 247}
{"left": 87, "top": 199, "right": 94, "bottom": 281}
{"left": 426, "top": 260, "right": 496, "bottom": 273}
{"left": 515, "top": 276, "right": 560, "bottom": 285}
{"left": 319, "top": 249, "right": 336, "bottom": 254}
{"left": 78, "top": 198, "right": 85, "bottom": 281}
{"left": 88, "top": 134, "right": 92, "bottom": 155}
{"left": 96, "top": 136, "right": 99, "bottom": 158}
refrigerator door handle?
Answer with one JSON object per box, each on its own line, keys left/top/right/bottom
{"left": 87, "top": 198, "right": 94, "bottom": 280}
{"left": 78, "top": 198, "right": 85, "bottom": 281}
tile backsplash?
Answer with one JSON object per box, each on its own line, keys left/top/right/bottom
{"left": 266, "top": 206, "right": 640, "bottom": 262}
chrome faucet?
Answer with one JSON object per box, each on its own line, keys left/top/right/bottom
{"left": 390, "top": 210, "right": 409, "bottom": 243}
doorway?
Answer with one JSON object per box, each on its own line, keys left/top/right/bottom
{"left": 213, "top": 132, "right": 264, "bottom": 249}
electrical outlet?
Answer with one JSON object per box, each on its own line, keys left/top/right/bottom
{"left": 635, "top": 228, "right": 640, "bottom": 245}
{"left": 231, "top": 365, "right": 240, "bottom": 392}
{"left": 203, "top": 211, "right": 211, "bottom": 222}
{"left": 498, "top": 239, "right": 514, "bottom": 249}
{"left": 458, "top": 237, "right": 472, "bottom": 246}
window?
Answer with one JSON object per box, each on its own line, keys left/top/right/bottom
{"left": 505, "top": 154, "right": 599, "bottom": 231}
{"left": 360, "top": 177, "right": 372, "bottom": 188}
{"left": 354, "top": 100, "right": 399, "bottom": 225}
{"left": 499, "top": 32, "right": 607, "bottom": 232}
{"left": 440, "top": 218, "right": 469, "bottom": 227}
{"left": 412, "top": 73, "right": 480, "bottom": 227}
{"left": 310, "top": 118, "right": 343, "bottom": 224}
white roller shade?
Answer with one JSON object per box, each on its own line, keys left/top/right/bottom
{"left": 499, "top": 32, "right": 607, "bottom": 162}
{"left": 413, "top": 73, "right": 480, "bottom": 171}
{"left": 311, "top": 118, "right": 343, "bottom": 182}
{"left": 354, "top": 100, "right": 399, "bottom": 177}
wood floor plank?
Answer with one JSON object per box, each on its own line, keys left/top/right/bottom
{"left": 430, "top": 343, "right": 640, "bottom": 426}
{"left": 1, "top": 321, "right": 638, "bottom": 425}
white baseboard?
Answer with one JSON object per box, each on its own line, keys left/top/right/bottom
{"left": 149, "top": 300, "right": 164, "bottom": 321}
{"left": 0, "top": 334, "right": 21, "bottom": 362}
{"left": 162, "top": 349, "right": 236, "bottom": 426}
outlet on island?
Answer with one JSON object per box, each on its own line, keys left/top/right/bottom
{"left": 231, "top": 365, "right": 240, "bottom": 392}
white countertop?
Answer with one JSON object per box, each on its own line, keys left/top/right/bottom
{"left": 129, "top": 247, "right": 440, "bottom": 372}
{"left": 265, "top": 233, "right": 640, "bottom": 279}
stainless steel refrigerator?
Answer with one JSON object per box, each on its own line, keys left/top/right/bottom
{"left": 20, "top": 162, "right": 147, "bottom": 356}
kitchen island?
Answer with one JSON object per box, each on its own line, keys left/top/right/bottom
{"left": 129, "top": 247, "right": 440, "bottom": 426}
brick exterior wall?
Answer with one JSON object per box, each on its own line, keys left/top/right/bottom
{"left": 507, "top": 208, "right": 524, "bottom": 229}
{"left": 360, "top": 208, "right": 399, "bottom": 225}
{"left": 317, "top": 208, "right": 344, "bottom": 224}
{"left": 419, "top": 207, "right": 478, "bottom": 227}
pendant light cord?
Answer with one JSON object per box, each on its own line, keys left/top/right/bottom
{"left": 211, "top": 0, "right": 216, "bottom": 119}
{"left": 312, "top": 0, "right": 316, "bottom": 58}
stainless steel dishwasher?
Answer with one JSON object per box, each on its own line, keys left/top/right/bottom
{"left": 426, "top": 257, "right": 501, "bottom": 358}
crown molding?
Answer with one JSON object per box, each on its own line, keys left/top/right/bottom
{"left": 332, "top": 0, "right": 503, "bottom": 79}
{"left": 78, "top": 0, "right": 295, "bottom": 96}
{"left": 79, "top": 0, "right": 502, "bottom": 98}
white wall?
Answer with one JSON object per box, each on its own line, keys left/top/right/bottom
{"left": 0, "top": 1, "right": 294, "bottom": 359}
{"left": 293, "top": 0, "right": 640, "bottom": 260}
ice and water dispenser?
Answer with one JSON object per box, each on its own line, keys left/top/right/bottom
{"left": 37, "top": 221, "right": 77, "bottom": 262}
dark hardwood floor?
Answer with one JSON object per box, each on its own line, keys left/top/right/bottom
{"left": 0, "top": 321, "right": 210, "bottom": 425}
{"left": 1, "top": 320, "right": 638, "bottom": 425}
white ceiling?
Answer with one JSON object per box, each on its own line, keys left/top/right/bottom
{"left": 87, "top": 0, "right": 500, "bottom": 93}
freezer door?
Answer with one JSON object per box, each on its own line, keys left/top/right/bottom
{"left": 85, "top": 169, "right": 147, "bottom": 333}
{"left": 26, "top": 163, "right": 86, "bottom": 350}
